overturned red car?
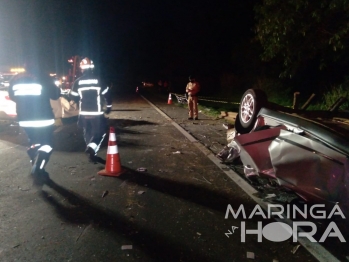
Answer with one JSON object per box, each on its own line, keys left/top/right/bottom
{"left": 224, "top": 89, "right": 349, "bottom": 214}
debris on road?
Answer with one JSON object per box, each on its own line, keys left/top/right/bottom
{"left": 222, "top": 123, "right": 234, "bottom": 129}
{"left": 202, "top": 177, "right": 212, "bottom": 184}
{"left": 102, "top": 190, "right": 109, "bottom": 198}
{"left": 76, "top": 224, "right": 93, "bottom": 242}
{"left": 172, "top": 151, "right": 181, "bottom": 154}
{"left": 246, "top": 251, "right": 255, "bottom": 259}
{"left": 191, "top": 176, "right": 212, "bottom": 184}
{"left": 137, "top": 167, "right": 147, "bottom": 172}
{"left": 292, "top": 245, "right": 301, "bottom": 254}
{"left": 137, "top": 191, "right": 145, "bottom": 195}
{"left": 120, "top": 180, "right": 128, "bottom": 187}
{"left": 121, "top": 245, "right": 133, "bottom": 250}
{"left": 264, "top": 193, "right": 276, "bottom": 199}
{"left": 18, "top": 186, "right": 30, "bottom": 191}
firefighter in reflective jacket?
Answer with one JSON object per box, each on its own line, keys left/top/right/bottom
{"left": 185, "top": 75, "right": 200, "bottom": 120}
{"left": 8, "top": 60, "right": 60, "bottom": 176}
{"left": 70, "top": 57, "right": 112, "bottom": 161}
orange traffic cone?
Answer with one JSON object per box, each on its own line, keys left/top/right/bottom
{"left": 167, "top": 93, "right": 172, "bottom": 104}
{"left": 98, "top": 127, "right": 124, "bottom": 177}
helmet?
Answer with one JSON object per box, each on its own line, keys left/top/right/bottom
{"left": 80, "top": 57, "right": 94, "bottom": 70}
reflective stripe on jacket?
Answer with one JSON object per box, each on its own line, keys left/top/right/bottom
{"left": 19, "top": 119, "right": 55, "bottom": 127}
{"left": 8, "top": 72, "right": 60, "bottom": 122}
{"left": 70, "top": 71, "right": 112, "bottom": 116}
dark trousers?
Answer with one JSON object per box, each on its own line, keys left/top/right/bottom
{"left": 78, "top": 115, "right": 107, "bottom": 153}
{"left": 23, "top": 125, "right": 54, "bottom": 147}
{"left": 23, "top": 125, "right": 54, "bottom": 166}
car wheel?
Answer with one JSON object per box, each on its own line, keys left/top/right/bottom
{"left": 238, "top": 89, "right": 268, "bottom": 133}
{"left": 234, "top": 114, "right": 248, "bottom": 134}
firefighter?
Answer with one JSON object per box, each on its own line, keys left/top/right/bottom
{"left": 185, "top": 75, "right": 200, "bottom": 120}
{"left": 8, "top": 57, "right": 61, "bottom": 177}
{"left": 69, "top": 57, "right": 112, "bottom": 162}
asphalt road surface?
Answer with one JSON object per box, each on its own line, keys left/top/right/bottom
{"left": 0, "top": 90, "right": 347, "bottom": 262}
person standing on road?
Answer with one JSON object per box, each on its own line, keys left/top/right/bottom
{"left": 69, "top": 57, "right": 112, "bottom": 162}
{"left": 8, "top": 56, "right": 61, "bottom": 176}
{"left": 185, "top": 75, "right": 200, "bottom": 120}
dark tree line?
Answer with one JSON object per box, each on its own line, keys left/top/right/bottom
{"left": 254, "top": 0, "right": 349, "bottom": 92}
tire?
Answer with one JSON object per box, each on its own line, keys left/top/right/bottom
{"left": 234, "top": 114, "right": 249, "bottom": 134}
{"left": 238, "top": 89, "right": 268, "bottom": 133}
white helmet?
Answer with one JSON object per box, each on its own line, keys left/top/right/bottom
{"left": 80, "top": 57, "right": 94, "bottom": 70}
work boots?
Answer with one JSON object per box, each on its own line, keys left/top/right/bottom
{"left": 30, "top": 151, "right": 48, "bottom": 175}
{"left": 85, "top": 146, "right": 97, "bottom": 163}
{"left": 27, "top": 147, "right": 38, "bottom": 165}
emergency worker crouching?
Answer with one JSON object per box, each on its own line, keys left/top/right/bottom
{"left": 69, "top": 57, "right": 112, "bottom": 162}
{"left": 9, "top": 58, "right": 61, "bottom": 176}
{"left": 185, "top": 75, "right": 200, "bottom": 120}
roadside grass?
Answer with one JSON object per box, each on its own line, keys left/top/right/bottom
{"left": 319, "top": 85, "right": 349, "bottom": 111}
{"left": 176, "top": 99, "right": 239, "bottom": 118}
{"left": 286, "top": 86, "right": 349, "bottom": 111}
{"left": 257, "top": 80, "right": 349, "bottom": 111}
{"left": 198, "top": 101, "right": 239, "bottom": 118}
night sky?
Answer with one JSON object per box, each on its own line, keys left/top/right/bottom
{"left": 0, "top": 0, "right": 255, "bottom": 87}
